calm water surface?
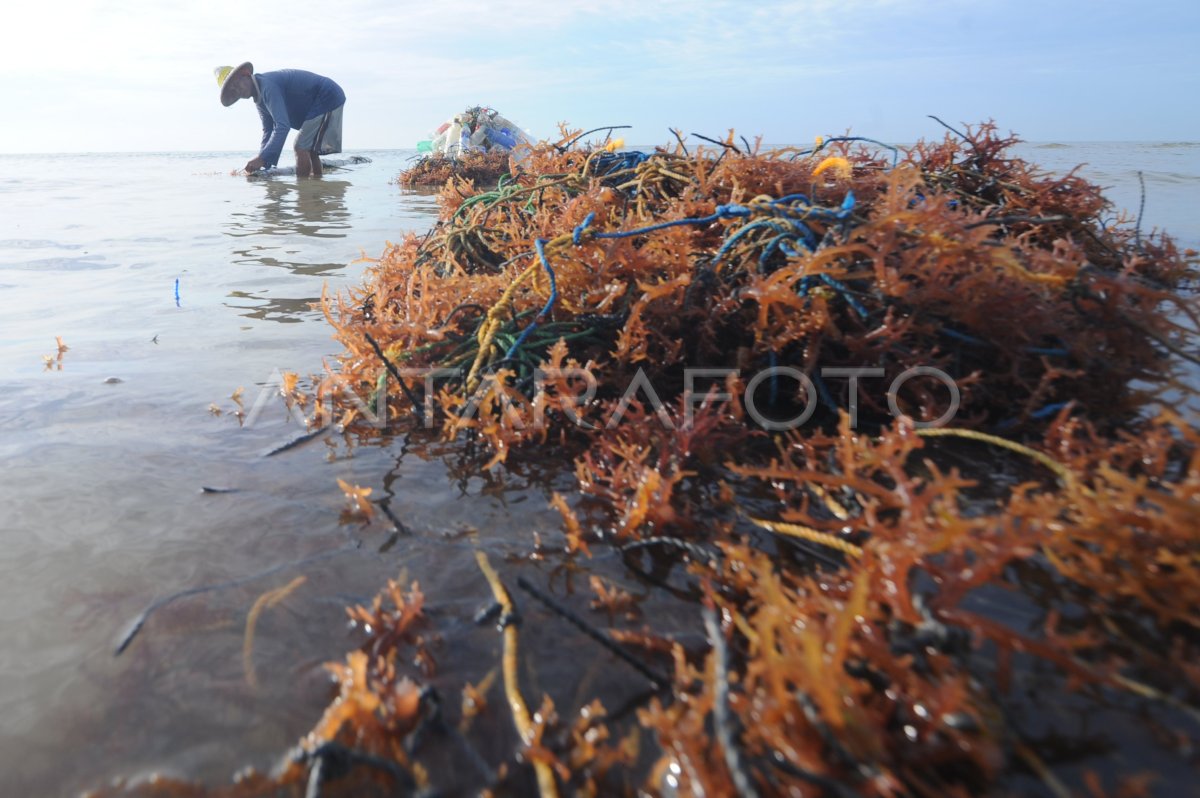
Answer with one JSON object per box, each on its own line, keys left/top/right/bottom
{"left": 0, "top": 150, "right": 569, "bottom": 795}
{"left": 0, "top": 143, "right": 1196, "bottom": 795}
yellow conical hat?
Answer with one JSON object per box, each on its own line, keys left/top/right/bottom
{"left": 213, "top": 61, "right": 253, "bottom": 107}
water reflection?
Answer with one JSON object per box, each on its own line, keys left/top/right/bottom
{"left": 225, "top": 178, "right": 352, "bottom": 275}
{"left": 224, "top": 290, "right": 318, "bottom": 323}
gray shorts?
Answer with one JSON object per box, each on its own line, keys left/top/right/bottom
{"left": 296, "top": 105, "right": 343, "bottom": 155}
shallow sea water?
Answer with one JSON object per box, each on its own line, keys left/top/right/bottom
{"left": 0, "top": 143, "right": 1196, "bottom": 795}
{"left": 0, "top": 151, "right": 570, "bottom": 794}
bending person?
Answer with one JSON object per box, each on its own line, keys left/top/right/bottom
{"left": 215, "top": 62, "right": 345, "bottom": 178}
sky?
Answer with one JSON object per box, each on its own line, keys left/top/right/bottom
{"left": 2, "top": 0, "right": 1197, "bottom": 154}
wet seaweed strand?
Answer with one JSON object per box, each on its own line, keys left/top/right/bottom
{"left": 475, "top": 550, "right": 559, "bottom": 798}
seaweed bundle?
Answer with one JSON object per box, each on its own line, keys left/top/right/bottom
{"left": 398, "top": 148, "right": 513, "bottom": 188}
{"left": 338, "top": 124, "right": 1193, "bottom": 443}
{"left": 94, "top": 124, "right": 1200, "bottom": 796}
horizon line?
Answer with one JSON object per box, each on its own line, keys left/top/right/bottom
{"left": 2, "top": 140, "right": 1198, "bottom": 157}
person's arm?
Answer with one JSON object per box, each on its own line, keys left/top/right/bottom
{"left": 259, "top": 102, "right": 272, "bottom": 152}
{"left": 243, "top": 103, "right": 272, "bottom": 172}
{"left": 251, "top": 85, "right": 291, "bottom": 170}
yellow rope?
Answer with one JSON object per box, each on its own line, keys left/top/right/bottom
{"left": 752, "top": 432, "right": 1073, "bottom": 560}
{"left": 748, "top": 517, "right": 864, "bottom": 559}
{"left": 915, "top": 427, "right": 1073, "bottom": 486}
{"left": 1013, "top": 742, "right": 1072, "bottom": 798}
{"left": 465, "top": 262, "right": 538, "bottom": 392}
{"left": 474, "top": 550, "right": 559, "bottom": 798}
{"left": 809, "top": 483, "right": 851, "bottom": 521}
{"left": 243, "top": 575, "right": 307, "bottom": 689}
{"left": 812, "top": 156, "right": 852, "bottom": 180}
{"left": 464, "top": 231, "right": 581, "bottom": 393}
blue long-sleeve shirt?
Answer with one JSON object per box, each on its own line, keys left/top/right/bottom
{"left": 253, "top": 70, "right": 346, "bottom": 168}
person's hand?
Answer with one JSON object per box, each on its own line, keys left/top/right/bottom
{"left": 244, "top": 156, "right": 264, "bottom": 173}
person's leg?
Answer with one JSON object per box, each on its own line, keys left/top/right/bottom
{"left": 296, "top": 111, "right": 333, "bottom": 179}
{"left": 295, "top": 146, "right": 313, "bottom": 178}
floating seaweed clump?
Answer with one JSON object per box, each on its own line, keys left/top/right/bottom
{"left": 95, "top": 123, "right": 1199, "bottom": 796}
{"left": 397, "top": 149, "right": 514, "bottom": 188}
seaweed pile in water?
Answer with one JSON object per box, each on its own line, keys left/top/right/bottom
{"left": 397, "top": 149, "right": 513, "bottom": 189}
{"left": 96, "top": 123, "right": 1199, "bottom": 796}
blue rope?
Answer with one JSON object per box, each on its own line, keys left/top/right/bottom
{"left": 713, "top": 219, "right": 798, "bottom": 265}
{"left": 761, "top": 233, "right": 810, "bottom": 269}
{"left": 711, "top": 194, "right": 851, "bottom": 267}
{"left": 505, "top": 194, "right": 856, "bottom": 359}
{"left": 589, "top": 150, "right": 649, "bottom": 176}
{"left": 939, "top": 327, "right": 988, "bottom": 346}
{"left": 574, "top": 194, "right": 852, "bottom": 250}
{"left": 813, "top": 370, "right": 838, "bottom": 413}
{"left": 789, "top": 219, "right": 820, "bottom": 249}
{"left": 504, "top": 237, "right": 559, "bottom": 359}
{"left": 795, "top": 267, "right": 869, "bottom": 319}
{"left": 940, "top": 327, "right": 1070, "bottom": 358}
{"left": 1030, "top": 402, "right": 1070, "bottom": 419}
{"left": 995, "top": 401, "right": 1072, "bottom": 430}
{"left": 573, "top": 212, "right": 596, "bottom": 245}
{"left": 761, "top": 200, "right": 855, "bottom": 224}
{"left": 817, "top": 273, "right": 869, "bottom": 318}
{"left": 588, "top": 204, "right": 751, "bottom": 240}
{"left": 908, "top": 193, "right": 957, "bottom": 211}
{"left": 762, "top": 352, "right": 833, "bottom": 414}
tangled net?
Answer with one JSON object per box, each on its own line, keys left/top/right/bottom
{"left": 96, "top": 123, "right": 1200, "bottom": 797}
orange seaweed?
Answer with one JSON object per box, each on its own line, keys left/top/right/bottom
{"left": 94, "top": 123, "right": 1200, "bottom": 797}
